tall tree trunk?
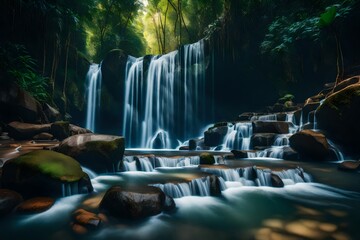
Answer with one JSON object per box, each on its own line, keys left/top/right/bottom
{"left": 63, "top": 31, "right": 71, "bottom": 113}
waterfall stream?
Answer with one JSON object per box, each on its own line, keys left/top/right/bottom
{"left": 85, "top": 64, "right": 102, "bottom": 132}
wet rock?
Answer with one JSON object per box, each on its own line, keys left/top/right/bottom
{"left": 0, "top": 189, "right": 23, "bottom": 216}
{"left": 317, "top": 84, "right": 360, "bottom": 153}
{"left": 163, "top": 196, "right": 176, "bottom": 212}
{"left": 189, "top": 138, "right": 207, "bottom": 150}
{"left": 204, "top": 125, "right": 228, "bottom": 146}
{"left": 70, "top": 124, "right": 92, "bottom": 136}
{"left": 252, "top": 121, "right": 289, "bottom": 134}
{"left": 250, "top": 133, "right": 276, "bottom": 148}
{"left": 338, "top": 160, "right": 360, "bottom": 171}
{"left": 50, "top": 121, "right": 70, "bottom": 140}
{"left": 6, "top": 121, "right": 51, "bottom": 140}
{"left": 99, "top": 186, "right": 173, "bottom": 219}
{"left": 276, "top": 113, "right": 287, "bottom": 121}
{"left": 237, "top": 112, "right": 255, "bottom": 121}
{"left": 0, "top": 83, "right": 47, "bottom": 124}
{"left": 282, "top": 147, "right": 299, "bottom": 161}
{"left": 200, "top": 153, "right": 215, "bottom": 165}
{"left": 179, "top": 146, "right": 190, "bottom": 151}
{"left": 56, "top": 133, "right": 125, "bottom": 173}
{"left": 289, "top": 130, "right": 330, "bottom": 161}
{"left": 231, "top": 150, "right": 249, "bottom": 158}
{"left": 209, "top": 175, "right": 221, "bottom": 196}
{"left": 302, "top": 102, "right": 320, "bottom": 121}
{"left": 33, "top": 132, "right": 54, "bottom": 141}
{"left": 43, "top": 103, "right": 62, "bottom": 122}
{"left": 16, "top": 197, "right": 54, "bottom": 213}
{"left": 332, "top": 76, "right": 360, "bottom": 94}
{"left": 270, "top": 174, "right": 284, "bottom": 188}
{"left": 72, "top": 209, "right": 101, "bottom": 230}
{"left": 1, "top": 150, "right": 93, "bottom": 198}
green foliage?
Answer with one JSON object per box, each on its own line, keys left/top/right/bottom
{"left": 318, "top": 6, "right": 337, "bottom": 28}
{"left": 0, "top": 43, "right": 51, "bottom": 103}
{"left": 260, "top": 1, "right": 355, "bottom": 56}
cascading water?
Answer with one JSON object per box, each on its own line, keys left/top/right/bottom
{"left": 223, "top": 122, "right": 253, "bottom": 150}
{"left": 85, "top": 64, "right": 102, "bottom": 132}
{"left": 123, "top": 40, "right": 208, "bottom": 148}
{"left": 122, "top": 155, "right": 201, "bottom": 171}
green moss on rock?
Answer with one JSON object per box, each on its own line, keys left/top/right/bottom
{"left": 10, "top": 150, "right": 85, "bottom": 182}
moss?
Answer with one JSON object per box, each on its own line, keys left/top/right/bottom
{"left": 85, "top": 138, "right": 124, "bottom": 154}
{"left": 319, "top": 84, "right": 360, "bottom": 117}
{"left": 200, "top": 153, "right": 215, "bottom": 165}
{"left": 11, "top": 150, "right": 85, "bottom": 182}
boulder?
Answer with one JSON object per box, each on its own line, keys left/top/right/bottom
{"left": 282, "top": 147, "right": 299, "bottom": 161}
{"left": 51, "top": 121, "right": 70, "bottom": 140}
{"left": 56, "top": 134, "right": 125, "bottom": 173}
{"left": 270, "top": 174, "right": 284, "bottom": 187}
{"left": 70, "top": 124, "right": 92, "bottom": 136}
{"left": 332, "top": 76, "right": 360, "bottom": 94}
{"left": 204, "top": 125, "right": 228, "bottom": 146}
{"left": 250, "top": 133, "right": 276, "bottom": 148}
{"left": 252, "top": 121, "right": 289, "bottom": 134}
{"left": 317, "top": 84, "right": 360, "bottom": 153}
{"left": 0, "top": 189, "right": 23, "bottom": 216}
{"left": 33, "top": 132, "right": 54, "bottom": 141}
{"left": 43, "top": 103, "right": 62, "bottom": 122}
{"left": 16, "top": 197, "right": 55, "bottom": 213}
{"left": 200, "top": 153, "right": 215, "bottom": 165}
{"left": 1, "top": 150, "right": 93, "bottom": 198}
{"left": 0, "top": 83, "right": 47, "bottom": 124}
{"left": 289, "top": 130, "right": 330, "bottom": 160}
{"left": 6, "top": 121, "right": 51, "bottom": 140}
{"left": 99, "top": 186, "right": 175, "bottom": 220}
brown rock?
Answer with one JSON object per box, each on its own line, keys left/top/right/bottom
{"left": 6, "top": 121, "right": 51, "bottom": 140}
{"left": 72, "top": 209, "right": 101, "bottom": 229}
{"left": 252, "top": 121, "right": 289, "bottom": 134}
{"left": 270, "top": 174, "right": 284, "bottom": 187}
{"left": 16, "top": 197, "right": 54, "bottom": 213}
{"left": 99, "top": 185, "right": 173, "bottom": 219}
{"left": 289, "top": 130, "right": 330, "bottom": 160}
{"left": 0, "top": 189, "right": 23, "bottom": 216}
{"left": 338, "top": 160, "right": 360, "bottom": 171}
{"left": 33, "top": 132, "right": 54, "bottom": 141}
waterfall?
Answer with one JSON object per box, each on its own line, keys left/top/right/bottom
{"left": 251, "top": 114, "right": 277, "bottom": 121}
{"left": 122, "top": 155, "right": 201, "bottom": 171}
{"left": 202, "top": 167, "right": 311, "bottom": 187}
{"left": 273, "top": 134, "right": 290, "bottom": 146}
{"left": 123, "top": 40, "right": 208, "bottom": 148}
{"left": 223, "top": 122, "right": 253, "bottom": 150}
{"left": 85, "top": 64, "right": 102, "bottom": 132}
{"left": 152, "top": 176, "right": 211, "bottom": 198}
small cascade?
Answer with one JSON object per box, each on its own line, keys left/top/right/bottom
{"left": 223, "top": 122, "right": 253, "bottom": 150}
{"left": 251, "top": 114, "right": 277, "bottom": 121}
{"left": 256, "top": 146, "right": 285, "bottom": 159}
{"left": 273, "top": 134, "right": 290, "bottom": 146}
{"left": 122, "top": 155, "right": 201, "bottom": 171}
{"left": 327, "top": 139, "right": 345, "bottom": 161}
{"left": 85, "top": 63, "right": 102, "bottom": 132}
{"left": 152, "top": 176, "right": 211, "bottom": 198}
{"left": 123, "top": 40, "right": 208, "bottom": 149}
{"left": 81, "top": 167, "right": 98, "bottom": 179}
{"left": 202, "top": 166, "right": 311, "bottom": 187}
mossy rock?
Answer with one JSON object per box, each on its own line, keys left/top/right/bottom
{"left": 56, "top": 134, "right": 125, "bottom": 173}
{"left": 200, "top": 153, "right": 215, "bottom": 165}
{"left": 317, "top": 84, "right": 360, "bottom": 153}
{"left": 1, "top": 150, "right": 92, "bottom": 198}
